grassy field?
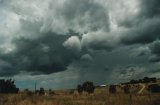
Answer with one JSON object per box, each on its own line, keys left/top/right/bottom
{"left": 0, "top": 86, "right": 160, "bottom": 105}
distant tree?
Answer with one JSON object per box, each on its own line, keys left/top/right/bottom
{"left": 82, "top": 81, "right": 95, "bottom": 94}
{"left": 35, "top": 90, "right": 39, "bottom": 95}
{"left": 24, "top": 88, "right": 29, "bottom": 92}
{"left": 49, "top": 89, "right": 55, "bottom": 95}
{"left": 77, "top": 84, "right": 83, "bottom": 94}
{"left": 130, "top": 80, "right": 137, "bottom": 84}
{"left": 150, "top": 77, "right": 157, "bottom": 83}
{"left": 39, "top": 87, "right": 45, "bottom": 95}
{"left": 138, "top": 79, "right": 143, "bottom": 83}
{"left": 109, "top": 85, "right": 116, "bottom": 94}
{"left": 143, "top": 77, "right": 150, "bottom": 83}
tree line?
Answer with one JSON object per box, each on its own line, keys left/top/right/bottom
{"left": 122, "top": 77, "right": 157, "bottom": 85}
{"left": 0, "top": 79, "right": 19, "bottom": 93}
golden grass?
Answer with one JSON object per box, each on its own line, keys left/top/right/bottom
{"left": 0, "top": 88, "right": 160, "bottom": 105}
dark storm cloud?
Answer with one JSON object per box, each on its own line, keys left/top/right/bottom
{"left": 148, "top": 40, "right": 160, "bottom": 62}
{"left": 0, "top": 33, "right": 82, "bottom": 76}
{"left": 79, "top": 0, "right": 160, "bottom": 52}
{"left": 149, "top": 55, "right": 160, "bottom": 63}
{"left": 0, "top": 0, "right": 111, "bottom": 76}
{"left": 0, "top": 0, "right": 160, "bottom": 84}
{"left": 140, "top": 0, "right": 160, "bottom": 18}
{"left": 149, "top": 40, "right": 160, "bottom": 55}
{"left": 61, "top": 0, "right": 110, "bottom": 31}
{"left": 151, "top": 69, "right": 160, "bottom": 74}
{"left": 0, "top": 52, "right": 19, "bottom": 76}
{"left": 120, "top": 0, "right": 160, "bottom": 45}
{"left": 120, "top": 0, "right": 160, "bottom": 63}
{"left": 83, "top": 40, "right": 115, "bottom": 51}
{"left": 111, "top": 65, "right": 149, "bottom": 81}
{"left": 121, "top": 18, "right": 160, "bottom": 45}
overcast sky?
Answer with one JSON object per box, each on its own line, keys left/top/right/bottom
{"left": 0, "top": 0, "right": 160, "bottom": 90}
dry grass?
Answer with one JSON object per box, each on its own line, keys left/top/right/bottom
{"left": 0, "top": 87, "right": 160, "bottom": 105}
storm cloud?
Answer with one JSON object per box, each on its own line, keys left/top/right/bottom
{"left": 0, "top": 0, "right": 160, "bottom": 89}
{"left": 148, "top": 40, "right": 160, "bottom": 62}
{"left": 0, "top": 33, "right": 82, "bottom": 76}
{"left": 41, "top": 0, "right": 110, "bottom": 34}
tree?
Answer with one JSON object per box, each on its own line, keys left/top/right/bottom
{"left": 143, "top": 77, "right": 150, "bottom": 83}
{"left": 82, "top": 81, "right": 95, "bottom": 94}
{"left": 49, "top": 89, "right": 55, "bottom": 95}
{"left": 39, "top": 87, "right": 45, "bottom": 95}
{"left": 109, "top": 85, "right": 116, "bottom": 94}
{"left": 130, "top": 80, "right": 137, "bottom": 84}
{"left": 0, "top": 79, "right": 19, "bottom": 93}
{"left": 150, "top": 77, "right": 157, "bottom": 83}
{"left": 77, "top": 84, "right": 83, "bottom": 94}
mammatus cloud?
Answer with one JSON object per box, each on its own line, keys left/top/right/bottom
{"left": 41, "top": 0, "right": 110, "bottom": 34}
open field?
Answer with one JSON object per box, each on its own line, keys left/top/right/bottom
{"left": 0, "top": 87, "right": 160, "bottom": 105}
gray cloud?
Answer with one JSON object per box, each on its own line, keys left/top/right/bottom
{"left": 78, "top": 0, "right": 160, "bottom": 51}
{"left": 81, "top": 54, "right": 93, "bottom": 62}
{"left": 148, "top": 40, "right": 160, "bottom": 62}
{"left": 121, "top": 18, "right": 160, "bottom": 45}
{"left": 149, "top": 55, "right": 160, "bottom": 63}
{"left": 63, "top": 36, "right": 81, "bottom": 53}
{"left": 149, "top": 40, "right": 160, "bottom": 56}
{"left": 130, "top": 45, "right": 150, "bottom": 57}
{"left": 41, "top": 0, "right": 110, "bottom": 34}
{"left": 0, "top": 0, "right": 160, "bottom": 88}
{"left": 114, "top": 65, "right": 148, "bottom": 81}
{"left": 119, "top": 0, "right": 160, "bottom": 45}
{"left": 140, "top": 0, "right": 160, "bottom": 18}
{"left": 0, "top": 33, "right": 82, "bottom": 76}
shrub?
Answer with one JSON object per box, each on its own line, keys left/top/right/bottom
{"left": 109, "top": 85, "right": 116, "bottom": 94}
